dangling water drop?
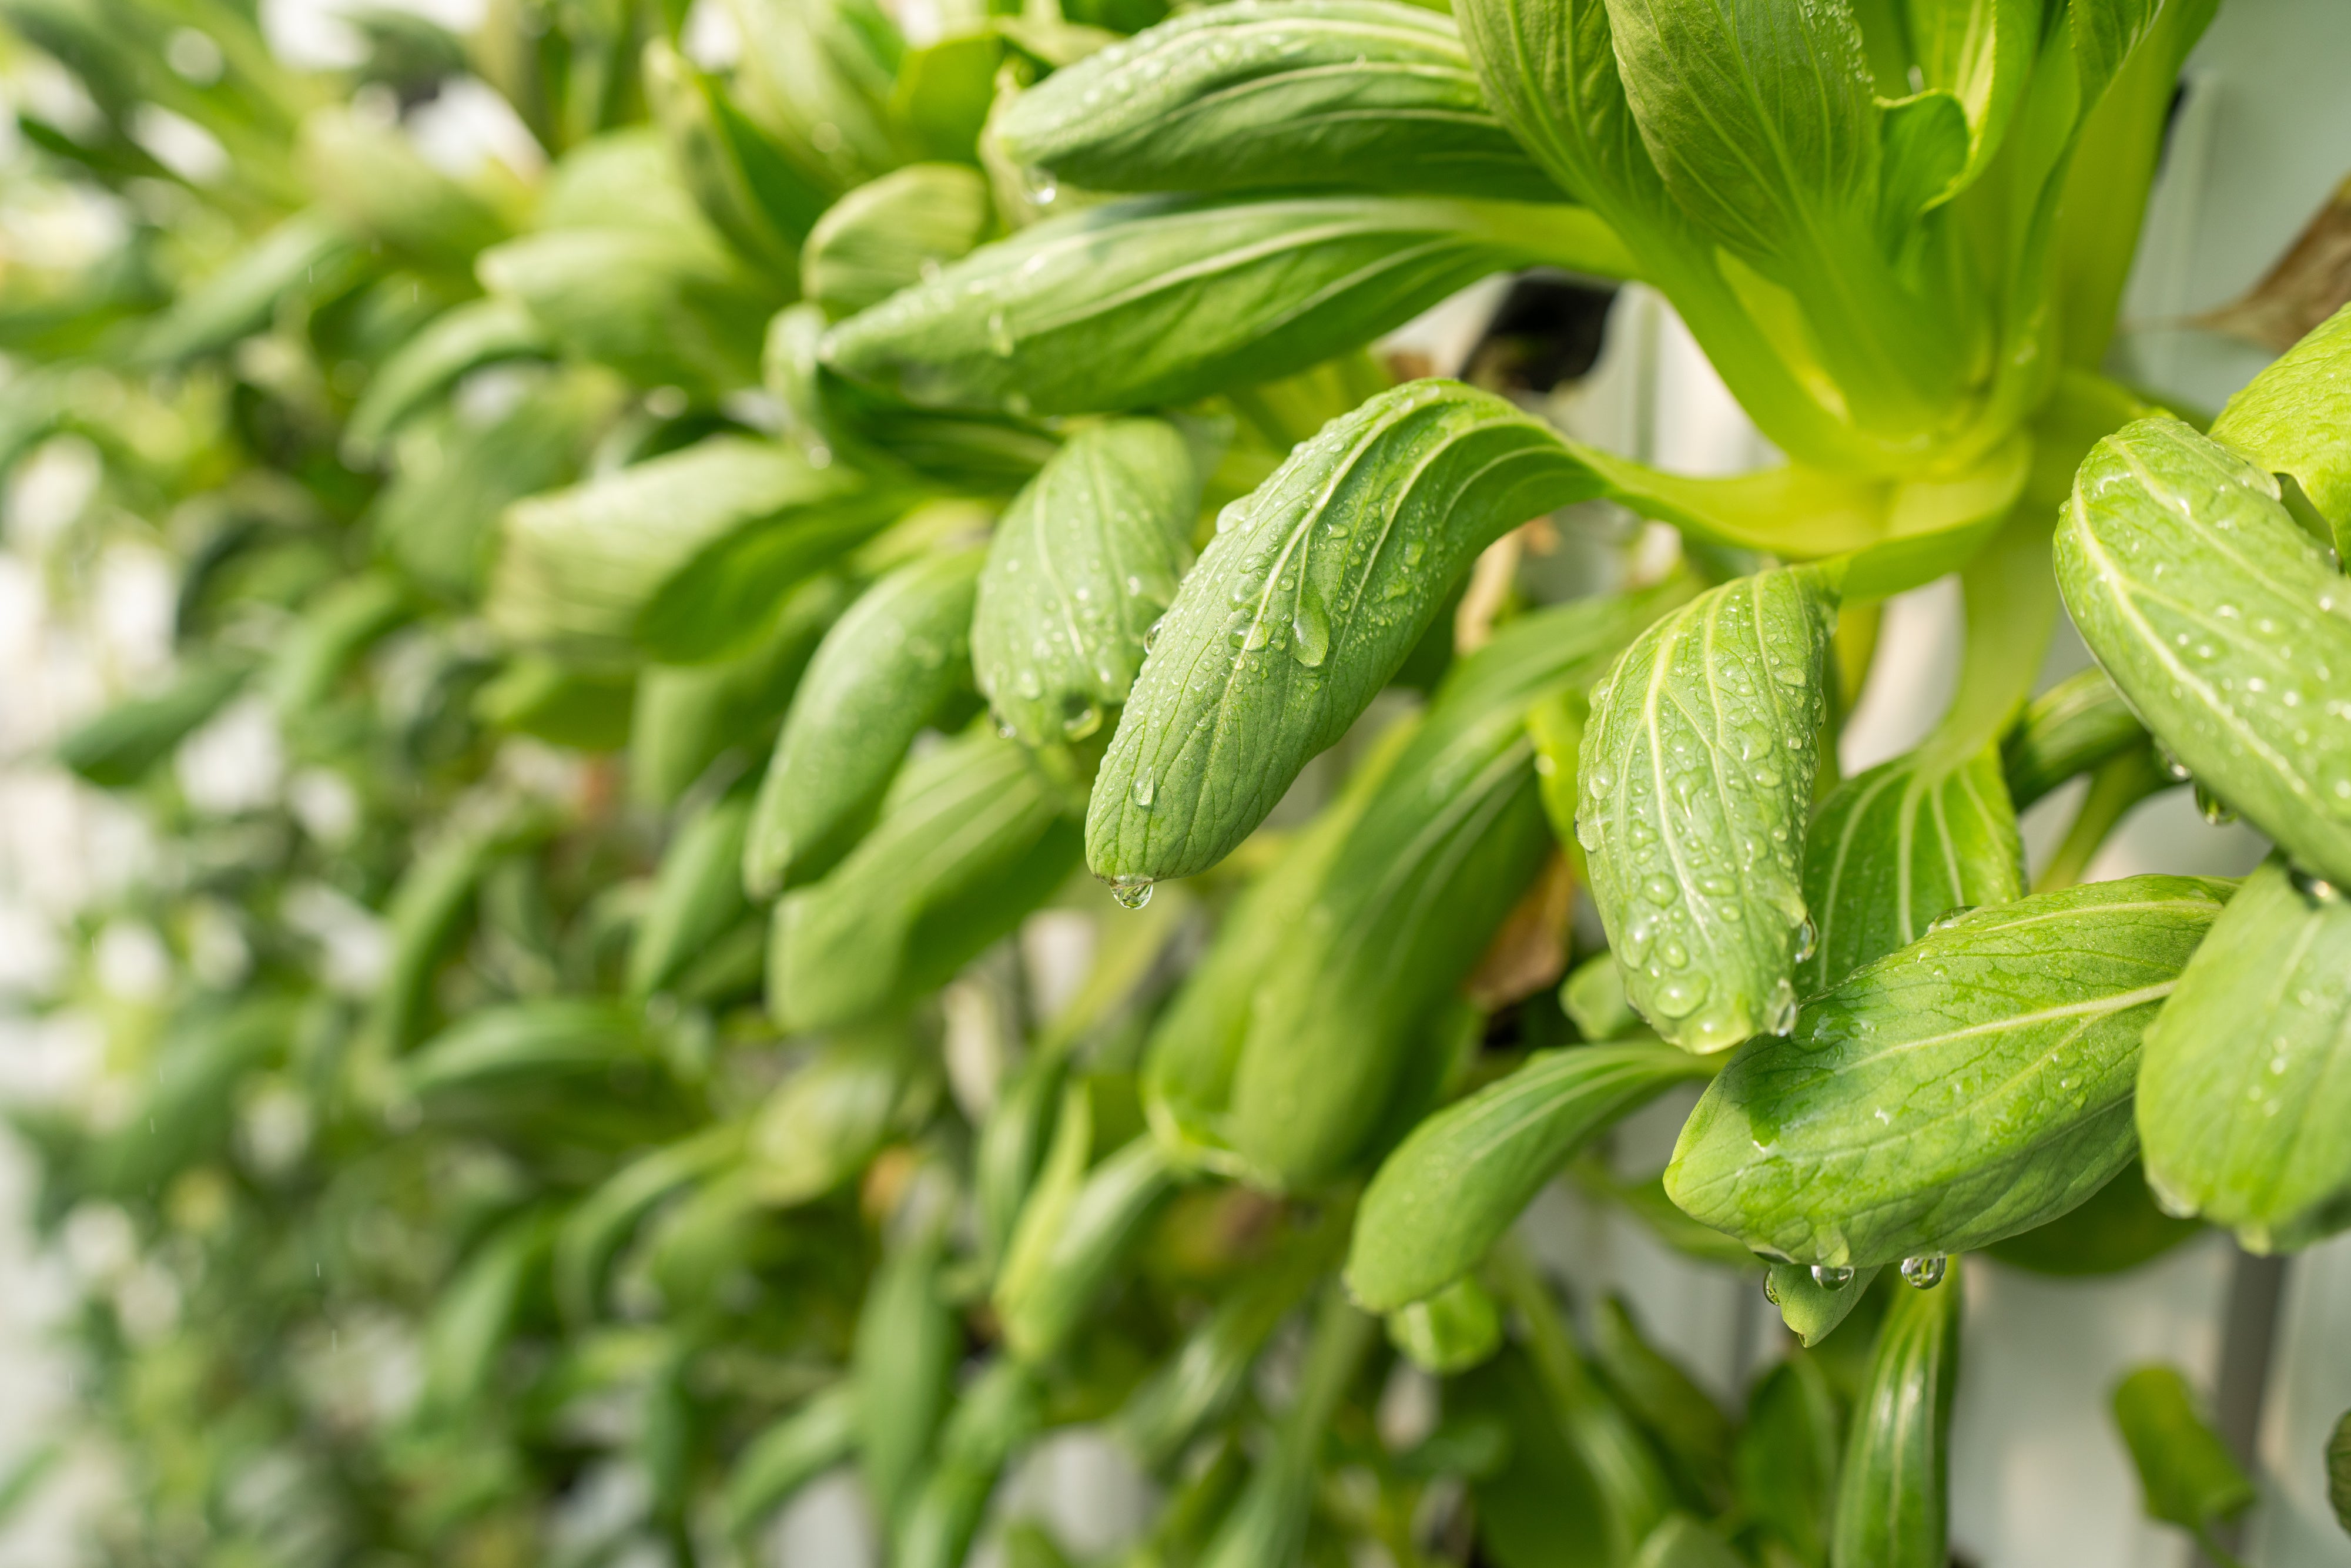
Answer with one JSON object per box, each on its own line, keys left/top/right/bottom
{"left": 1792, "top": 918, "right": 1817, "bottom": 963}
{"left": 2290, "top": 866, "right": 2341, "bottom": 902}
{"left": 2157, "top": 744, "right": 2192, "bottom": 783}
{"left": 1107, "top": 876, "right": 1154, "bottom": 911}
{"left": 2193, "top": 781, "right": 2236, "bottom": 825}
{"left": 1144, "top": 615, "right": 1166, "bottom": 653}
{"left": 1809, "top": 1264, "right": 1854, "bottom": 1290}
{"left": 1761, "top": 1275, "right": 1780, "bottom": 1306}
{"left": 1899, "top": 1254, "right": 1947, "bottom": 1289}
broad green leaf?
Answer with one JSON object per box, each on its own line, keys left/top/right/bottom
{"left": 1348, "top": 1041, "right": 1713, "bottom": 1311}
{"left": 2001, "top": 665, "right": 2148, "bottom": 809}
{"left": 56, "top": 658, "right": 247, "bottom": 788}
{"left": 999, "top": 1134, "right": 1178, "bottom": 1363}
{"left": 1578, "top": 566, "right": 1838, "bottom": 1052}
{"left": 855, "top": 1217, "right": 955, "bottom": 1518}
{"left": 1767, "top": 1263, "right": 1888, "bottom": 1348}
{"left": 1900, "top": 0, "right": 2042, "bottom": 199}
{"left": 746, "top": 1021, "right": 923, "bottom": 1206}
{"left": 767, "top": 728, "right": 1080, "bottom": 1033}
{"left": 487, "top": 436, "right": 871, "bottom": 660}
{"left": 743, "top": 547, "right": 983, "bottom": 897}
{"left": 899, "top": 1360, "right": 1043, "bottom": 1568}
{"left": 801, "top": 163, "right": 994, "bottom": 320}
{"left": 1632, "top": 1516, "right": 1744, "bottom": 1568}
{"left": 1666, "top": 876, "right": 2232, "bottom": 1267}
{"left": 1454, "top": 1345, "right": 1618, "bottom": 1568}
{"left": 1800, "top": 742, "right": 2022, "bottom": 995}
{"left": 1385, "top": 1275, "right": 1504, "bottom": 1375}
{"left": 536, "top": 128, "right": 713, "bottom": 233}
{"left": 725, "top": 0, "right": 903, "bottom": 190}
{"left": 644, "top": 40, "right": 829, "bottom": 273}
{"left": 1831, "top": 1263, "right": 1961, "bottom": 1568}
{"left": 887, "top": 31, "right": 1002, "bottom": 166}
{"left": 137, "top": 209, "right": 359, "bottom": 364}
{"left": 2139, "top": 856, "right": 2351, "bottom": 1252}
{"left": 971, "top": 418, "right": 1199, "bottom": 751}
{"left": 2057, "top": 416, "right": 2351, "bottom": 886}
{"left": 2209, "top": 300, "right": 2351, "bottom": 551}
{"left": 344, "top": 296, "right": 552, "bottom": 457}
{"left": 1088, "top": 381, "right": 1613, "bottom": 886}
{"left": 375, "top": 372, "right": 615, "bottom": 605}
{"left": 629, "top": 575, "right": 848, "bottom": 808}
{"left": 297, "top": 108, "right": 512, "bottom": 272}
{"left": 634, "top": 485, "right": 913, "bottom": 665}
{"left": 822, "top": 195, "right": 1633, "bottom": 417}
{"left": 477, "top": 226, "right": 780, "bottom": 397}
{"left": 722, "top": 1383, "right": 860, "bottom": 1536}
{"left": 1984, "top": 1160, "right": 2199, "bottom": 1274}
{"left": 628, "top": 793, "right": 753, "bottom": 999}
{"left": 996, "top": 0, "right": 1559, "bottom": 201}
{"left": 1737, "top": 1354, "right": 1843, "bottom": 1567}
{"left": 2111, "top": 1365, "right": 2254, "bottom": 1533}
{"left": 1223, "top": 587, "right": 1686, "bottom": 1187}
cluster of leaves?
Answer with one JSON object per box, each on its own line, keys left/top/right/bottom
{"left": 8, "top": 0, "right": 2351, "bottom": 1562}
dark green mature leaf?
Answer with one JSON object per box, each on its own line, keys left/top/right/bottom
{"left": 744, "top": 547, "right": 983, "bottom": 897}
{"left": 418, "top": 1212, "right": 553, "bottom": 1417}
{"left": 722, "top": 1383, "right": 860, "bottom": 1536}
{"left": 2139, "top": 856, "right": 2351, "bottom": 1252}
{"left": 971, "top": 418, "right": 1199, "bottom": 751}
{"left": 899, "top": 1359, "right": 1043, "bottom": 1568}
{"left": 2057, "top": 416, "right": 2351, "bottom": 886}
{"left": 1455, "top": 1346, "right": 1618, "bottom": 1568}
{"left": 2000, "top": 665, "right": 2148, "bottom": 809}
{"left": 2209, "top": 300, "right": 2351, "bottom": 549}
{"left": 1800, "top": 742, "right": 2022, "bottom": 994}
{"left": 1089, "top": 381, "right": 1612, "bottom": 886}
{"left": 629, "top": 575, "right": 848, "bottom": 807}
{"left": 1578, "top": 566, "right": 1838, "bottom": 1053}
{"left": 403, "top": 1000, "right": 649, "bottom": 1098}
{"left": 855, "top": 1217, "right": 956, "bottom": 1519}
{"left": 1831, "top": 1263, "right": 1961, "bottom": 1568}
{"left": 2328, "top": 1409, "right": 2351, "bottom": 1535}
{"left": 1348, "top": 1042, "right": 1713, "bottom": 1311}
{"left": 996, "top": 0, "right": 1559, "bottom": 200}
{"left": 801, "top": 163, "right": 994, "bottom": 320}
{"left": 56, "top": 659, "right": 247, "bottom": 788}
{"left": 767, "top": 728, "right": 1080, "bottom": 1033}
{"left": 1593, "top": 1296, "right": 1734, "bottom": 1493}
{"left": 344, "top": 296, "right": 552, "bottom": 458}
{"left": 628, "top": 793, "right": 752, "bottom": 999}
{"left": 1666, "top": 876, "right": 2232, "bottom": 1268}
{"left": 1737, "top": 1353, "right": 1843, "bottom": 1567}
{"left": 2111, "top": 1365, "right": 2254, "bottom": 1533}
{"left": 822, "top": 195, "right": 1632, "bottom": 417}
{"left": 1984, "top": 1160, "right": 2199, "bottom": 1275}
{"left": 487, "top": 436, "right": 875, "bottom": 660}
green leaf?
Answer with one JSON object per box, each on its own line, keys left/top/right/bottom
{"left": 298, "top": 108, "right": 513, "bottom": 272}
{"left": 1831, "top": 1261, "right": 1961, "bottom": 1568}
{"left": 2112, "top": 1365, "right": 2255, "bottom": 1533}
{"left": 1560, "top": 951, "right": 1638, "bottom": 1040}
{"left": 1386, "top": 1274, "right": 1505, "bottom": 1375}
{"left": 898, "top": 1359, "right": 1043, "bottom": 1568}
{"left": 2057, "top": 416, "right": 2351, "bottom": 887}
{"left": 2000, "top": 665, "right": 2148, "bottom": 810}
{"left": 766, "top": 727, "right": 1080, "bottom": 1033}
{"left": 56, "top": 659, "right": 248, "bottom": 788}
{"left": 2209, "top": 301, "right": 2351, "bottom": 552}
{"left": 1087, "top": 381, "right": 1612, "bottom": 886}
{"left": 888, "top": 32, "right": 1003, "bottom": 166}
{"left": 1119, "top": 1231, "right": 1329, "bottom": 1465}
{"left": 643, "top": 39, "right": 829, "bottom": 273}
{"left": 998, "top": 1132, "right": 1178, "bottom": 1363}
{"left": 744, "top": 547, "right": 983, "bottom": 897}
{"left": 344, "top": 296, "right": 552, "bottom": 458}
{"left": 403, "top": 1000, "right": 649, "bottom": 1100}
{"left": 971, "top": 417, "right": 1200, "bottom": 751}
{"left": 996, "top": 0, "right": 1560, "bottom": 201}
{"left": 473, "top": 655, "right": 634, "bottom": 750}
{"left": 821, "top": 195, "right": 1632, "bottom": 417}
{"left": 553, "top": 1128, "right": 742, "bottom": 1324}
{"left": 722, "top": 1383, "right": 860, "bottom": 1536}
{"left": 1578, "top": 566, "right": 1838, "bottom": 1051}
{"left": 801, "top": 163, "right": 994, "bottom": 320}
{"left": 1737, "top": 1353, "right": 1843, "bottom": 1567}
{"left": 2138, "top": 856, "right": 2351, "bottom": 1252}
{"left": 1348, "top": 1042, "right": 1713, "bottom": 1311}
{"left": 855, "top": 1217, "right": 956, "bottom": 1518}
{"left": 2068, "top": 0, "right": 2161, "bottom": 108}
{"left": 1454, "top": 1345, "right": 1619, "bottom": 1568}
{"left": 1767, "top": 1263, "right": 1888, "bottom": 1349}
{"left": 136, "top": 209, "right": 359, "bottom": 364}
{"left": 724, "top": 0, "right": 903, "bottom": 189}
{"left": 1197, "top": 1287, "right": 1374, "bottom": 1568}
{"left": 268, "top": 574, "right": 414, "bottom": 712}
{"left": 1899, "top": 0, "right": 2042, "bottom": 199}
{"left": 2328, "top": 1409, "right": 2351, "bottom": 1536}
{"left": 1666, "top": 875, "right": 2233, "bottom": 1268}
{"left": 746, "top": 1021, "right": 922, "bottom": 1205}
{"left": 1799, "top": 742, "right": 2022, "bottom": 995}
{"left": 1632, "top": 1516, "right": 1744, "bottom": 1568}
{"left": 1984, "top": 1159, "right": 2200, "bottom": 1275}
{"left": 1592, "top": 1296, "right": 1734, "bottom": 1493}
{"left": 628, "top": 793, "right": 753, "bottom": 999}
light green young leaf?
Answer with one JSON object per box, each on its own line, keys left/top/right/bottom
{"left": 137, "top": 209, "right": 359, "bottom": 364}
{"left": 2111, "top": 1365, "right": 2254, "bottom": 1535}
{"left": 746, "top": 1020, "right": 922, "bottom": 1205}
{"left": 1348, "top": 1041, "right": 1714, "bottom": 1311}
{"left": 996, "top": 1134, "right": 1178, "bottom": 1363}
{"left": 2138, "top": 857, "right": 2351, "bottom": 1252}
{"left": 2057, "top": 416, "right": 2351, "bottom": 887}
{"left": 971, "top": 418, "right": 1198, "bottom": 751}
{"left": 767, "top": 727, "right": 1080, "bottom": 1033}
{"left": 2209, "top": 300, "right": 2351, "bottom": 551}
{"left": 343, "top": 296, "right": 552, "bottom": 458}
{"left": 1386, "top": 1275, "right": 1505, "bottom": 1375}
{"left": 643, "top": 39, "right": 830, "bottom": 273}
{"left": 855, "top": 1215, "right": 955, "bottom": 1518}
{"left": 801, "top": 163, "right": 994, "bottom": 320}
{"left": 1560, "top": 951, "right": 1637, "bottom": 1040}
{"left": 1666, "top": 876, "right": 2232, "bottom": 1268}
{"left": 725, "top": 0, "right": 903, "bottom": 190}
{"left": 1800, "top": 742, "right": 2022, "bottom": 994}
{"left": 628, "top": 793, "right": 753, "bottom": 1000}
{"left": 1831, "top": 1262, "right": 1961, "bottom": 1568}
{"left": 822, "top": 195, "right": 1632, "bottom": 417}
{"left": 722, "top": 1383, "right": 860, "bottom": 1537}
{"left": 744, "top": 547, "right": 983, "bottom": 897}
{"left": 1767, "top": 1262, "right": 1887, "bottom": 1348}
{"left": 2000, "top": 665, "right": 2148, "bottom": 809}
{"left": 298, "top": 107, "right": 512, "bottom": 271}
{"left": 1632, "top": 1516, "right": 1746, "bottom": 1568}
{"left": 996, "top": 0, "right": 1560, "bottom": 201}
{"left": 1088, "top": 381, "right": 1612, "bottom": 887}
{"left": 1578, "top": 566, "right": 1838, "bottom": 1052}
{"left": 2069, "top": 0, "right": 2161, "bottom": 108}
